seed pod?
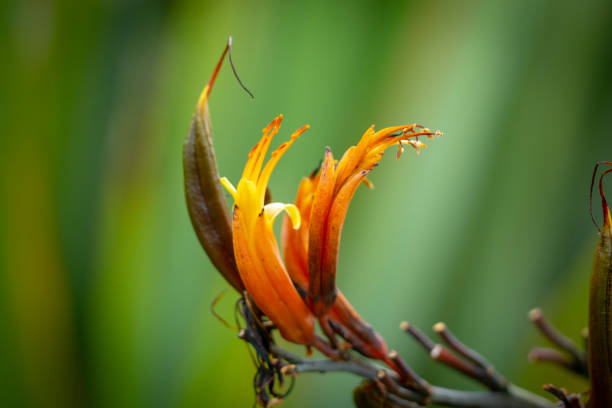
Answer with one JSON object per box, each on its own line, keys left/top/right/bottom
{"left": 183, "top": 41, "right": 244, "bottom": 292}
{"left": 588, "top": 163, "right": 612, "bottom": 408}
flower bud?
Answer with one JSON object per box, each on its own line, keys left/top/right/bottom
{"left": 183, "top": 42, "right": 244, "bottom": 292}
{"left": 588, "top": 162, "right": 612, "bottom": 407}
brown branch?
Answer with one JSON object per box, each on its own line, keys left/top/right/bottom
{"left": 434, "top": 322, "right": 508, "bottom": 391}
{"left": 270, "top": 344, "right": 554, "bottom": 408}
{"left": 402, "top": 322, "right": 508, "bottom": 391}
{"left": 528, "top": 347, "right": 577, "bottom": 371}
{"left": 528, "top": 309, "right": 588, "bottom": 378}
{"left": 388, "top": 350, "right": 431, "bottom": 396}
{"left": 400, "top": 321, "right": 435, "bottom": 350}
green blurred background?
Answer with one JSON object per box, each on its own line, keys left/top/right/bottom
{"left": 2, "top": 0, "right": 612, "bottom": 407}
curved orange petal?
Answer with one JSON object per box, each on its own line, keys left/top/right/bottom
{"left": 252, "top": 215, "right": 314, "bottom": 344}
{"left": 307, "top": 124, "right": 441, "bottom": 317}
{"left": 307, "top": 148, "right": 337, "bottom": 317}
{"left": 227, "top": 118, "right": 315, "bottom": 346}
{"left": 319, "top": 169, "right": 370, "bottom": 310}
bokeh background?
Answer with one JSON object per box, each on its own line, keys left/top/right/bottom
{"left": 2, "top": 0, "right": 612, "bottom": 407}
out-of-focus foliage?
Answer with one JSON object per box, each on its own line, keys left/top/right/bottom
{"left": 1, "top": 0, "right": 612, "bottom": 407}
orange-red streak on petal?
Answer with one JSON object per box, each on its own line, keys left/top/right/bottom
{"left": 282, "top": 175, "right": 318, "bottom": 290}
{"left": 320, "top": 169, "right": 372, "bottom": 308}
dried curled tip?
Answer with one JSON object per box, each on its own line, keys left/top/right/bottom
{"left": 399, "top": 321, "right": 411, "bottom": 331}
{"left": 227, "top": 35, "right": 254, "bottom": 99}
{"left": 589, "top": 161, "right": 612, "bottom": 232}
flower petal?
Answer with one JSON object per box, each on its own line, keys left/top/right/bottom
{"left": 264, "top": 202, "right": 301, "bottom": 229}
{"left": 308, "top": 148, "right": 337, "bottom": 317}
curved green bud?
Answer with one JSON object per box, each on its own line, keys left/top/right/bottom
{"left": 588, "top": 164, "right": 612, "bottom": 407}
{"left": 183, "top": 42, "right": 244, "bottom": 292}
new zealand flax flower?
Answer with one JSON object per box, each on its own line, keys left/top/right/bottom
{"left": 281, "top": 170, "right": 390, "bottom": 363}
{"left": 304, "top": 125, "right": 440, "bottom": 317}
{"left": 281, "top": 127, "right": 439, "bottom": 368}
{"left": 184, "top": 38, "right": 439, "bottom": 369}
{"left": 219, "top": 116, "right": 316, "bottom": 345}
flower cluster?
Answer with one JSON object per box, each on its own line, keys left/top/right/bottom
{"left": 185, "top": 40, "right": 441, "bottom": 389}
{"left": 184, "top": 39, "right": 612, "bottom": 408}
{"left": 220, "top": 114, "right": 440, "bottom": 362}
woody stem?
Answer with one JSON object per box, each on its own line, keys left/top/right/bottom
{"left": 270, "top": 345, "right": 554, "bottom": 408}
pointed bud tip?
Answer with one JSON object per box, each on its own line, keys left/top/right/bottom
{"left": 433, "top": 322, "right": 446, "bottom": 333}
{"left": 430, "top": 345, "right": 442, "bottom": 359}
{"left": 528, "top": 308, "right": 543, "bottom": 322}
{"left": 527, "top": 350, "right": 537, "bottom": 363}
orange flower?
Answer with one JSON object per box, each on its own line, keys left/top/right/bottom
{"left": 220, "top": 116, "right": 316, "bottom": 345}
{"left": 282, "top": 125, "right": 440, "bottom": 369}
{"left": 186, "top": 38, "right": 440, "bottom": 366}
{"left": 305, "top": 125, "right": 441, "bottom": 317}
{"left": 282, "top": 171, "right": 389, "bottom": 361}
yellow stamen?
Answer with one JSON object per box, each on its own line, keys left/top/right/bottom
{"left": 220, "top": 177, "right": 237, "bottom": 200}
